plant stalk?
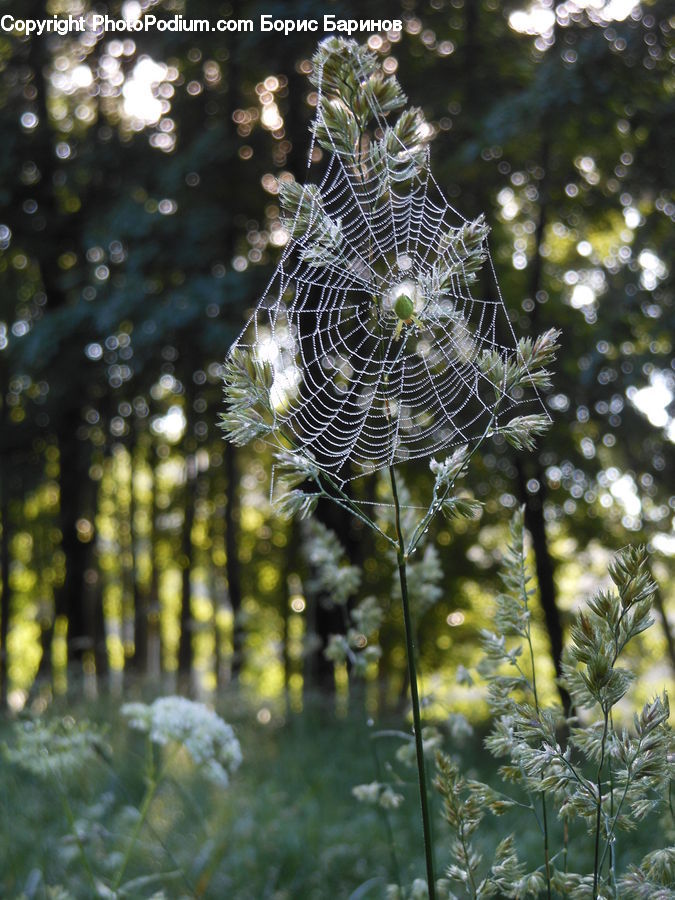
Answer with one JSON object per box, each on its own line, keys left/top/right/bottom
{"left": 525, "top": 619, "right": 551, "bottom": 900}
{"left": 592, "top": 708, "right": 610, "bottom": 899}
{"left": 389, "top": 464, "right": 436, "bottom": 899}
{"left": 370, "top": 732, "right": 403, "bottom": 889}
{"left": 113, "top": 773, "right": 162, "bottom": 891}
{"left": 58, "top": 784, "right": 98, "bottom": 892}
{"left": 113, "top": 738, "right": 170, "bottom": 892}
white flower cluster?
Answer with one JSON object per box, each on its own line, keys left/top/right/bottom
{"left": 121, "top": 696, "right": 242, "bottom": 787}
{"left": 352, "top": 781, "right": 404, "bottom": 810}
{"left": 5, "top": 717, "right": 104, "bottom": 780}
{"left": 386, "top": 878, "right": 432, "bottom": 900}
{"left": 395, "top": 727, "right": 443, "bottom": 768}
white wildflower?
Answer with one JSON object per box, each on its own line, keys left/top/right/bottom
{"left": 379, "top": 786, "right": 405, "bottom": 810}
{"left": 411, "top": 878, "right": 430, "bottom": 900}
{"left": 447, "top": 712, "right": 474, "bottom": 741}
{"left": 121, "top": 696, "right": 242, "bottom": 787}
{"left": 352, "top": 781, "right": 382, "bottom": 804}
{"left": 396, "top": 727, "right": 443, "bottom": 767}
{"left": 4, "top": 717, "right": 104, "bottom": 780}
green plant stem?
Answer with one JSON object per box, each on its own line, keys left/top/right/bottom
{"left": 458, "top": 822, "right": 479, "bottom": 900}
{"left": 370, "top": 732, "right": 403, "bottom": 890}
{"left": 57, "top": 784, "right": 98, "bottom": 893}
{"left": 593, "top": 708, "right": 610, "bottom": 899}
{"left": 525, "top": 625, "right": 551, "bottom": 900}
{"left": 389, "top": 464, "right": 436, "bottom": 899}
{"left": 319, "top": 471, "right": 396, "bottom": 547}
{"left": 608, "top": 710, "right": 617, "bottom": 893}
{"left": 406, "top": 409, "right": 497, "bottom": 557}
{"left": 98, "top": 752, "right": 197, "bottom": 897}
{"left": 113, "top": 775, "right": 162, "bottom": 891}
{"left": 597, "top": 734, "right": 643, "bottom": 876}
{"left": 113, "top": 741, "right": 172, "bottom": 893}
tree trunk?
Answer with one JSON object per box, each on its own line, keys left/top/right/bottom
{"left": 53, "top": 413, "right": 92, "bottom": 674}
{"left": 177, "top": 448, "right": 196, "bottom": 689}
{"left": 650, "top": 569, "right": 675, "bottom": 675}
{"left": 147, "top": 450, "right": 163, "bottom": 678}
{"left": 515, "top": 130, "right": 571, "bottom": 713}
{"left": 33, "top": 517, "right": 55, "bottom": 691}
{"left": 0, "top": 437, "right": 11, "bottom": 707}
{"left": 87, "top": 465, "right": 108, "bottom": 688}
{"left": 515, "top": 460, "right": 571, "bottom": 713}
{"left": 224, "top": 441, "right": 244, "bottom": 680}
{"left": 208, "top": 467, "right": 227, "bottom": 689}
{"left": 129, "top": 442, "right": 148, "bottom": 673}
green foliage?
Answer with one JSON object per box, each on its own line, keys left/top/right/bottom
{"left": 310, "top": 37, "right": 406, "bottom": 135}
{"left": 434, "top": 216, "right": 491, "bottom": 292}
{"left": 403, "top": 545, "right": 444, "bottom": 622}
{"left": 310, "top": 34, "right": 433, "bottom": 201}
{"left": 302, "top": 517, "right": 362, "bottom": 606}
{"left": 440, "top": 496, "right": 484, "bottom": 523}
{"left": 219, "top": 348, "right": 275, "bottom": 446}
{"left": 279, "top": 181, "right": 344, "bottom": 265}
{"left": 0, "top": 701, "right": 453, "bottom": 898}
{"left": 478, "top": 329, "right": 562, "bottom": 398}
{"left": 619, "top": 847, "right": 675, "bottom": 899}
{"left": 437, "top": 509, "right": 673, "bottom": 898}
{"left": 3, "top": 698, "right": 241, "bottom": 897}
{"left": 430, "top": 447, "right": 470, "bottom": 488}
{"left": 494, "top": 414, "right": 553, "bottom": 452}
{"left": 435, "top": 752, "right": 542, "bottom": 898}
{"left": 302, "top": 518, "right": 382, "bottom": 675}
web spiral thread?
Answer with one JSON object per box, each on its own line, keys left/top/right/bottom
{"left": 229, "top": 42, "right": 548, "bottom": 483}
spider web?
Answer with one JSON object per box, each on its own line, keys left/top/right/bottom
{"left": 230, "top": 52, "right": 545, "bottom": 484}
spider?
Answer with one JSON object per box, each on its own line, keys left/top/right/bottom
{"left": 392, "top": 293, "right": 423, "bottom": 341}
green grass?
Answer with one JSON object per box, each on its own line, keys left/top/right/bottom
{"left": 0, "top": 692, "right": 667, "bottom": 898}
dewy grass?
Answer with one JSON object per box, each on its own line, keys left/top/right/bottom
{"left": 0, "top": 688, "right": 670, "bottom": 896}
{"left": 433, "top": 511, "right": 673, "bottom": 899}
{"left": 221, "top": 37, "right": 560, "bottom": 898}
{"left": 3, "top": 697, "right": 241, "bottom": 897}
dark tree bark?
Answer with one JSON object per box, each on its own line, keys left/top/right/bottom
{"left": 128, "top": 440, "right": 148, "bottom": 674}
{"left": 513, "top": 127, "right": 571, "bottom": 714}
{"left": 224, "top": 441, "right": 244, "bottom": 680}
{"left": 515, "top": 460, "right": 571, "bottom": 713}
{"left": 220, "top": 25, "right": 245, "bottom": 684}
{"left": 84, "top": 460, "right": 108, "bottom": 687}
{"left": 177, "top": 398, "right": 197, "bottom": 689}
{"left": 32, "top": 518, "right": 55, "bottom": 690}
{"left": 650, "top": 567, "right": 675, "bottom": 675}
{"left": 0, "top": 406, "right": 11, "bottom": 707}
{"left": 207, "top": 468, "right": 226, "bottom": 689}
{"left": 22, "top": 20, "right": 92, "bottom": 684}
{"left": 177, "top": 460, "right": 196, "bottom": 687}
{"left": 53, "top": 413, "right": 92, "bottom": 670}
{"left": 147, "top": 452, "right": 163, "bottom": 678}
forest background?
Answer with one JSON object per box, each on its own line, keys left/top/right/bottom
{"left": 0, "top": 0, "right": 672, "bottom": 722}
